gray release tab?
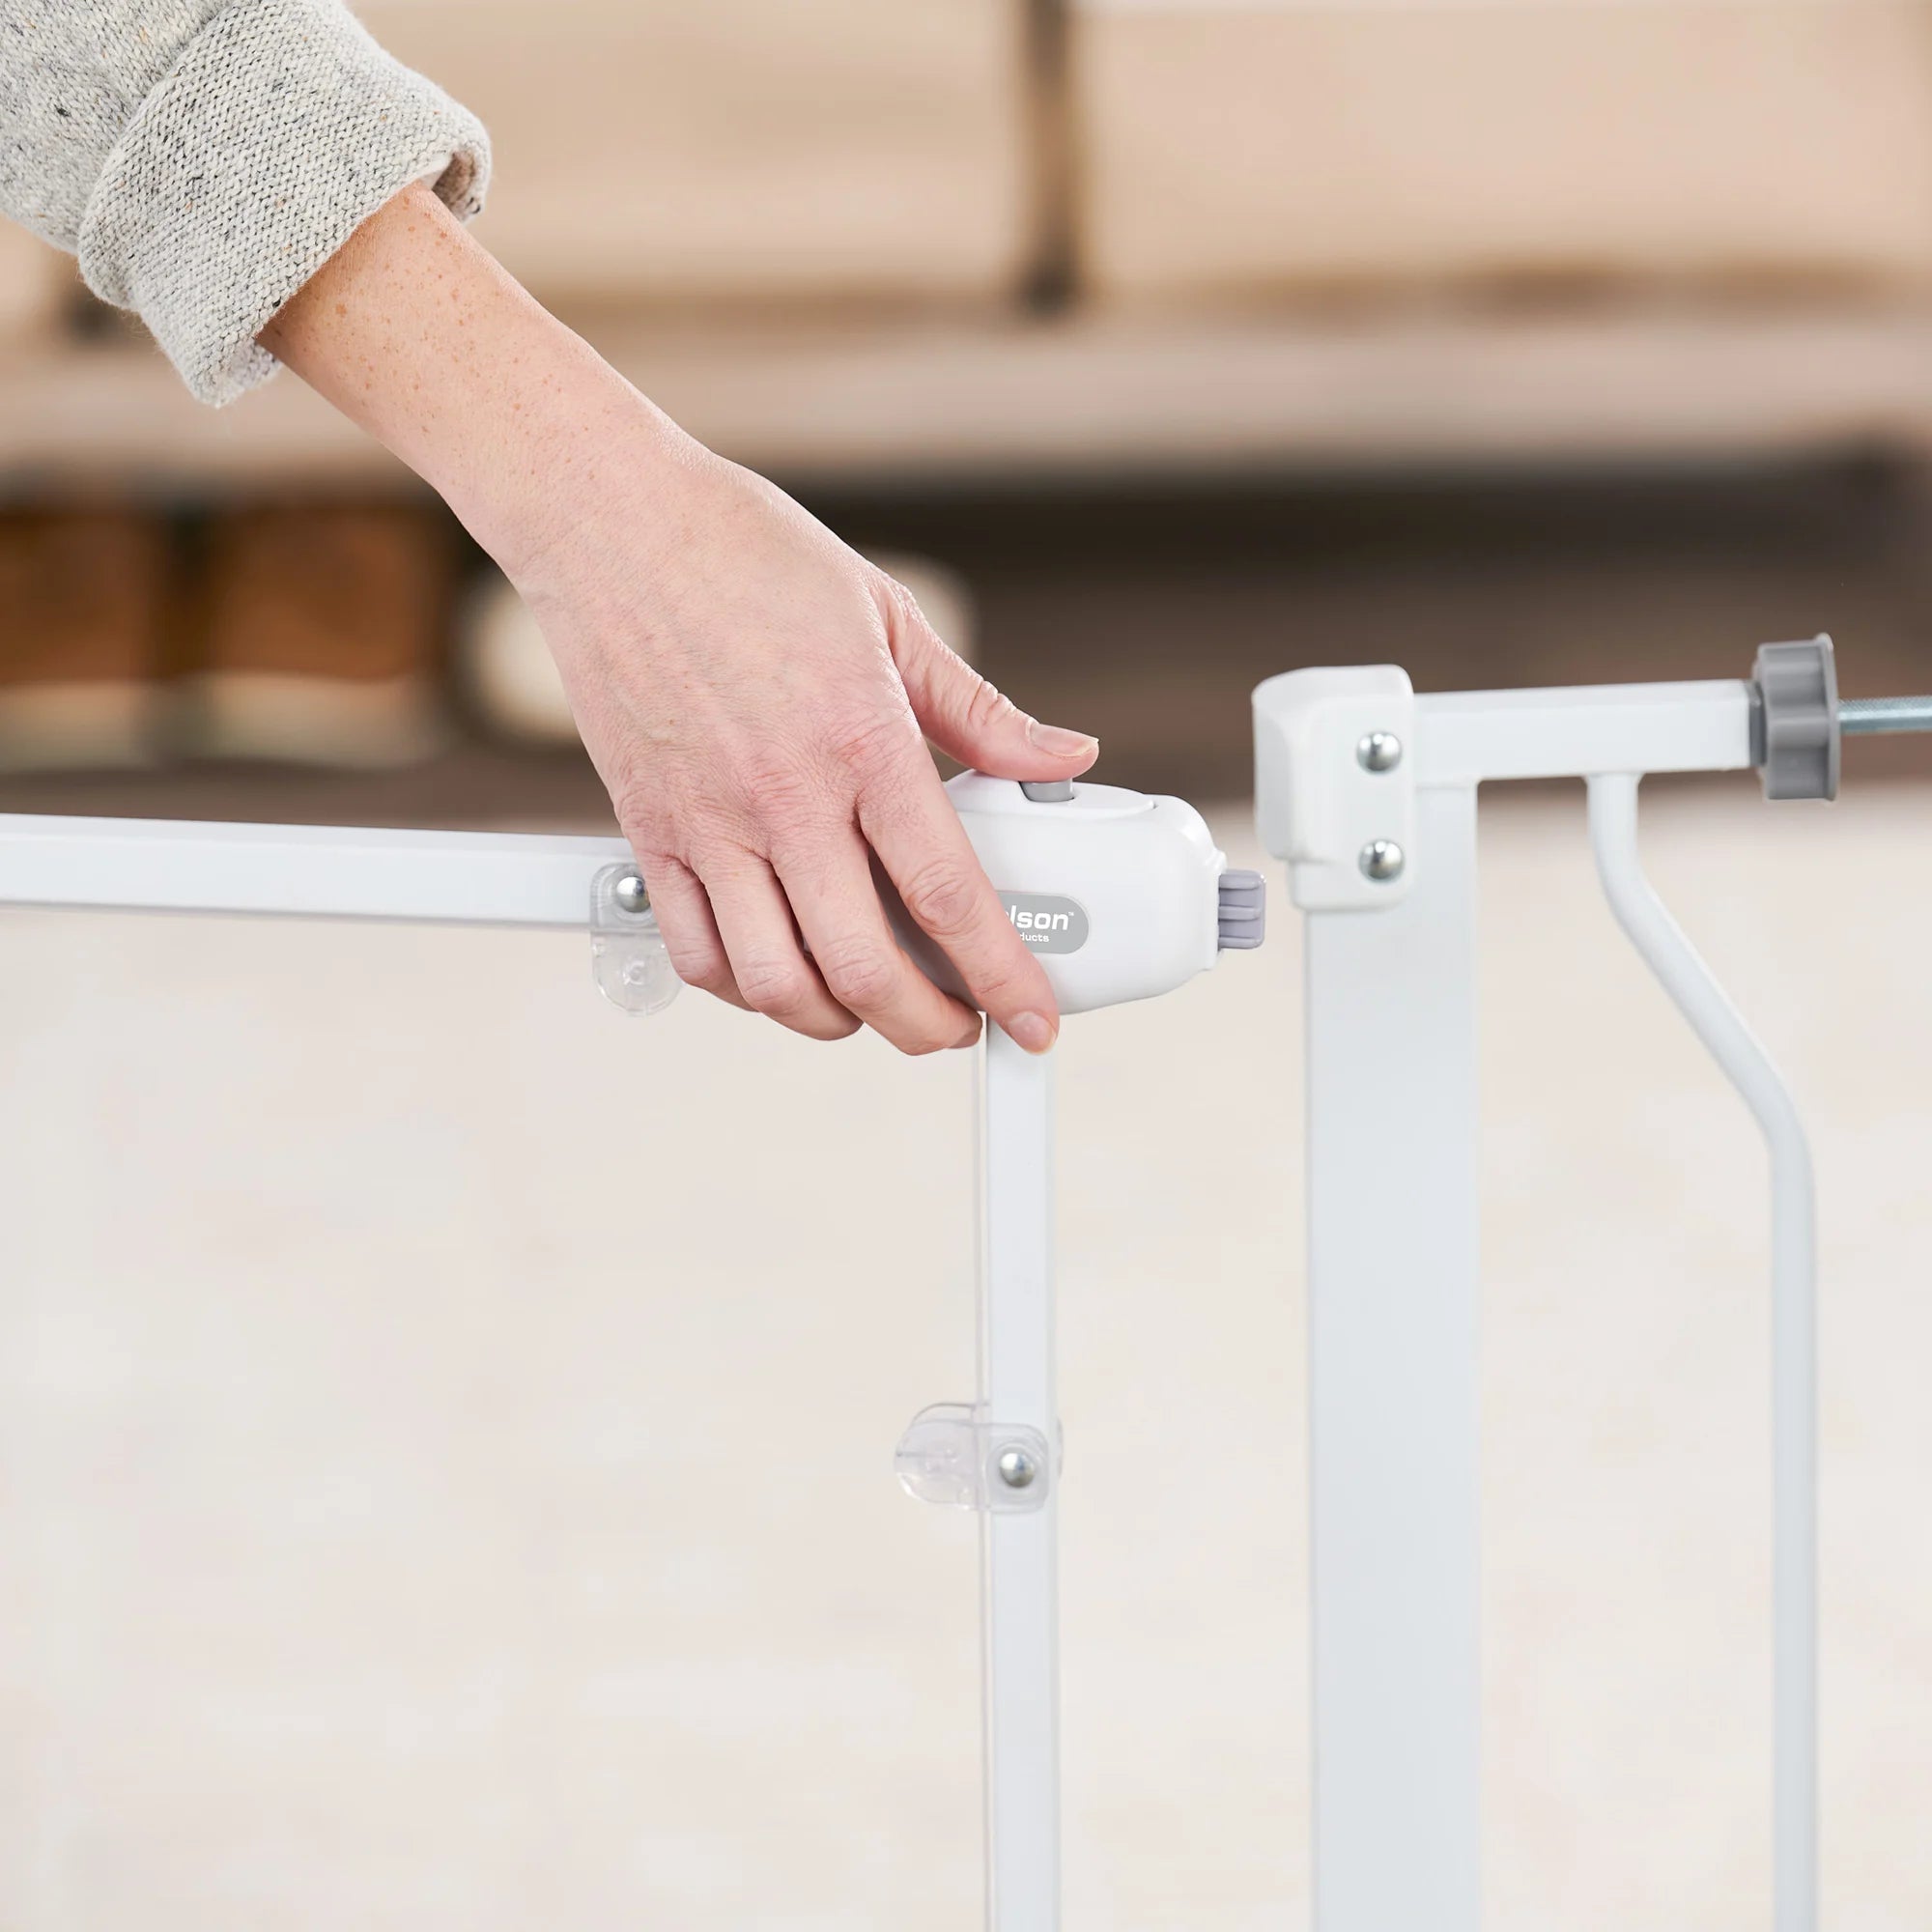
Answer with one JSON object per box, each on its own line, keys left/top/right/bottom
{"left": 1216, "top": 868, "right": 1266, "bottom": 951}
{"left": 1020, "top": 780, "right": 1075, "bottom": 803}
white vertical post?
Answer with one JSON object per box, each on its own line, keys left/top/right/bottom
{"left": 981, "top": 1024, "right": 1060, "bottom": 1932}
{"left": 1304, "top": 781, "right": 1483, "bottom": 1932}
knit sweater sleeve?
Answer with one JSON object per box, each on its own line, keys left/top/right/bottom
{"left": 0, "top": 0, "right": 490, "bottom": 404}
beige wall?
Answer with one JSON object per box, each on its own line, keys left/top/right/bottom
{"left": 1073, "top": 0, "right": 1932, "bottom": 300}
{"left": 363, "top": 0, "right": 1035, "bottom": 307}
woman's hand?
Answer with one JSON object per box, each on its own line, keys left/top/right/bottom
{"left": 262, "top": 185, "right": 1096, "bottom": 1053}
{"left": 515, "top": 434, "right": 1097, "bottom": 1052}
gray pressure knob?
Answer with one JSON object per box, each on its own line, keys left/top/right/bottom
{"left": 1021, "top": 780, "right": 1076, "bottom": 803}
{"left": 1751, "top": 636, "right": 1840, "bottom": 802}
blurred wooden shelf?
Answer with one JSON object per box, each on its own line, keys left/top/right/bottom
{"left": 9, "top": 301, "right": 1932, "bottom": 496}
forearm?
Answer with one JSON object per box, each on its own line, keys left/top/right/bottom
{"left": 258, "top": 184, "right": 677, "bottom": 583}
{"left": 261, "top": 182, "right": 1094, "bottom": 1059}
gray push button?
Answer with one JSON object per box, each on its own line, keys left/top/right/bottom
{"left": 1021, "top": 780, "right": 1075, "bottom": 803}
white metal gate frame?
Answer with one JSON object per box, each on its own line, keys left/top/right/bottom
{"left": 0, "top": 810, "right": 1069, "bottom": 1931}
{"left": 1254, "top": 665, "right": 1829, "bottom": 1932}
{"left": 1, "top": 650, "right": 1922, "bottom": 1930}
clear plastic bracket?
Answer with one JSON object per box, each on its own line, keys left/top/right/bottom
{"left": 590, "top": 863, "right": 682, "bottom": 1015}
{"left": 895, "top": 1402, "right": 1055, "bottom": 1516}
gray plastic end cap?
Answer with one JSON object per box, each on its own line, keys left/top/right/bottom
{"left": 1751, "top": 636, "right": 1839, "bottom": 802}
{"left": 1217, "top": 868, "right": 1266, "bottom": 950}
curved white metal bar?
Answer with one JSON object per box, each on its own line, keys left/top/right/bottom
{"left": 1586, "top": 773, "right": 1817, "bottom": 1932}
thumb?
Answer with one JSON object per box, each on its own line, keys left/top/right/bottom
{"left": 894, "top": 615, "right": 1098, "bottom": 781}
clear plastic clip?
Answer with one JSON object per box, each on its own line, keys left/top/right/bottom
{"left": 895, "top": 1402, "right": 1054, "bottom": 1515}
{"left": 590, "top": 863, "right": 682, "bottom": 1016}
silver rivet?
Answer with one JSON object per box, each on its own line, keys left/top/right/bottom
{"left": 1356, "top": 730, "right": 1404, "bottom": 774}
{"left": 1359, "top": 839, "right": 1406, "bottom": 883}
{"left": 613, "top": 871, "right": 651, "bottom": 916}
{"left": 996, "top": 1445, "right": 1037, "bottom": 1491}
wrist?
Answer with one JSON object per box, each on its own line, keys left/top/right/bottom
{"left": 434, "top": 330, "right": 688, "bottom": 591}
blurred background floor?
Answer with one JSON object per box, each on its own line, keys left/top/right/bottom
{"left": 1, "top": 786, "right": 1928, "bottom": 1929}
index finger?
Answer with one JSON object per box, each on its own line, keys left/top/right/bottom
{"left": 857, "top": 762, "right": 1060, "bottom": 1054}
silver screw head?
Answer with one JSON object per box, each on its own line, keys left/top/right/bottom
{"left": 613, "top": 871, "right": 651, "bottom": 916}
{"left": 996, "top": 1445, "right": 1038, "bottom": 1491}
{"left": 1359, "top": 838, "right": 1406, "bottom": 883}
{"left": 1356, "top": 730, "right": 1404, "bottom": 774}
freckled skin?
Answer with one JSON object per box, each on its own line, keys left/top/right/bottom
{"left": 259, "top": 185, "right": 1097, "bottom": 1058}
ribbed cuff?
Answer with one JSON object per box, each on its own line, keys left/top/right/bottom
{"left": 77, "top": 0, "right": 490, "bottom": 406}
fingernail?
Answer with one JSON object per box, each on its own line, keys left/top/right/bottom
{"left": 952, "top": 1017, "right": 983, "bottom": 1049}
{"left": 1027, "top": 720, "right": 1098, "bottom": 757}
{"left": 1006, "top": 1010, "right": 1056, "bottom": 1054}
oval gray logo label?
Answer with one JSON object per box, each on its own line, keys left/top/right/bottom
{"left": 1000, "top": 891, "right": 1089, "bottom": 954}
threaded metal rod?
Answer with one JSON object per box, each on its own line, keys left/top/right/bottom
{"left": 1839, "top": 696, "right": 1932, "bottom": 736}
